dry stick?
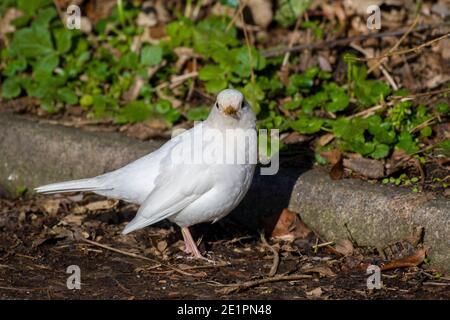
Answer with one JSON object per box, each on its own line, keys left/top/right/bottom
{"left": 260, "top": 233, "right": 280, "bottom": 277}
{"left": 360, "top": 33, "right": 450, "bottom": 62}
{"left": 261, "top": 24, "right": 443, "bottom": 57}
{"left": 281, "top": 17, "right": 303, "bottom": 69}
{"left": 216, "top": 274, "right": 313, "bottom": 294}
{"left": 367, "top": 15, "right": 420, "bottom": 75}
{"left": 238, "top": 0, "right": 255, "bottom": 84}
{"left": 225, "top": 0, "right": 248, "bottom": 32}
{"left": 350, "top": 43, "right": 398, "bottom": 90}
{"left": 79, "top": 237, "right": 204, "bottom": 277}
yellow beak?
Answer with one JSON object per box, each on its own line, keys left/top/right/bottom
{"left": 223, "top": 105, "right": 237, "bottom": 116}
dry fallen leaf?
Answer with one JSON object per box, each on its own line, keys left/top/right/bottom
{"left": 321, "top": 149, "right": 342, "bottom": 165}
{"left": 335, "top": 239, "right": 354, "bottom": 256}
{"left": 85, "top": 199, "right": 118, "bottom": 211}
{"left": 306, "top": 287, "right": 323, "bottom": 298}
{"left": 380, "top": 248, "right": 427, "bottom": 271}
{"left": 301, "top": 266, "right": 337, "bottom": 278}
{"left": 39, "top": 199, "right": 60, "bottom": 216}
{"left": 270, "top": 209, "right": 312, "bottom": 241}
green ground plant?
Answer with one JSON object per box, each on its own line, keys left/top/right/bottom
{"left": 1, "top": 0, "right": 449, "bottom": 168}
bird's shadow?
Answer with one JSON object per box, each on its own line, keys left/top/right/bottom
{"left": 193, "top": 144, "right": 314, "bottom": 243}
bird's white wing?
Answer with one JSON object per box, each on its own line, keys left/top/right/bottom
{"left": 122, "top": 124, "right": 215, "bottom": 233}
{"left": 122, "top": 163, "right": 214, "bottom": 234}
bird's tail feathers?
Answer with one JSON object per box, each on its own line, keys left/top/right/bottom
{"left": 34, "top": 177, "right": 111, "bottom": 194}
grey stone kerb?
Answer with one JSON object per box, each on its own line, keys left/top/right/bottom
{"left": 0, "top": 112, "right": 449, "bottom": 273}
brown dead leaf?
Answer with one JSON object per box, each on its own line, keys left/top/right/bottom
{"left": 380, "top": 248, "right": 427, "bottom": 271}
{"left": 343, "top": 157, "right": 385, "bottom": 179}
{"left": 306, "top": 287, "right": 323, "bottom": 298}
{"left": 335, "top": 239, "right": 354, "bottom": 256}
{"left": 320, "top": 149, "right": 342, "bottom": 165}
{"left": 247, "top": 0, "right": 273, "bottom": 29}
{"left": 270, "top": 209, "right": 312, "bottom": 241}
{"left": 39, "top": 199, "right": 60, "bottom": 216}
{"left": 0, "top": 8, "right": 23, "bottom": 43}
{"left": 85, "top": 199, "right": 118, "bottom": 211}
{"left": 281, "top": 132, "right": 309, "bottom": 144}
{"left": 316, "top": 133, "right": 335, "bottom": 147}
{"left": 330, "top": 157, "right": 344, "bottom": 180}
{"left": 301, "top": 266, "right": 336, "bottom": 278}
{"left": 157, "top": 240, "right": 168, "bottom": 253}
{"left": 62, "top": 214, "right": 84, "bottom": 226}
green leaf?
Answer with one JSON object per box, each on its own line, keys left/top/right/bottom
{"left": 57, "top": 88, "right": 78, "bottom": 105}
{"left": 186, "top": 106, "right": 210, "bottom": 121}
{"left": 54, "top": 28, "right": 73, "bottom": 53}
{"left": 205, "top": 79, "right": 228, "bottom": 93}
{"left": 3, "top": 56, "right": 27, "bottom": 76}
{"left": 199, "top": 65, "right": 224, "bottom": 81}
{"left": 115, "top": 101, "right": 152, "bottom": 124}
{"left": 156, "top": 99, "right": 181, "bottom": 124}
{"left": 33, "top": 54, "right": 59, "bottom": 74}
{"left": 324, "top": 85, "right": 349, "bottom": 112}
{"left": 420, "top": 126, "right": 432, "bottom": 138}
{"left": 1, "top": 77, "right": 21, "bottom": 99}
{"left": 290, "top": 116, "right": 323, "bottom": 134}
{"left": 11, "top": 24, "right": 54, "bottom": 58}
{"left": 120, "top": 52, "right": 139, "bottom": 69}
{"left": 34, "top": 6, "right": 57, "bottom": 26}
{"left": 396, "top": 131, "right": 419, "bottom": 154}
{"left": 17, "top": 0, "right": 52, "bottom": 16}
{"left": 275, "top": 0, "right": 311, "bottom": 27}
{"left": 370, "top": 143, "right": 390, "bottom": 159}
{"left": 284, "top": 99, "right": 302, "bottom": 110}
{"left": 436, "top": 102, "right": 449, "bottom": 114}
{"left": 140, "top": 45, "right": 163, "bottom": 66}
{"left": 241, "top": 82, "right": 264, "bottom": 114}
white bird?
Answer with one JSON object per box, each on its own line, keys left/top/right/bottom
{"left": 35, "top": 89, "right": 257, "bottom": 259}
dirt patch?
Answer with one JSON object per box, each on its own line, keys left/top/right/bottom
{"left": 1, "top": 194, "right": 449, "bottom": 300}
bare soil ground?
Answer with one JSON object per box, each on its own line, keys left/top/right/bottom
{"left": 1, "top": 194, "right": 449, "bottom": 300}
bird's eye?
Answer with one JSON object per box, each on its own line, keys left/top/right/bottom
{"left": 215, "top": 102, "right": 219, "bottom": 109}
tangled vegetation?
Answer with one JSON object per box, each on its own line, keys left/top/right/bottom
{"left": 0, "top": 0, "right": 449, "bottom": 176}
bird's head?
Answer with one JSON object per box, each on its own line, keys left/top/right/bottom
{"left": 214, "top": 89, "right": 247, "bottom": 120}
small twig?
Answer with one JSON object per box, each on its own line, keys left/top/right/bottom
{"left": 261, "top": 24, "right": 445, "bottom": 57}
{"left": 350, "top": 43, "right": 398, "bottom": 90}
{"left": 367, "top": 15, "right": 420, "bottom": 74}
{"left": 360, "top": 34, "right": 450, "bottom": 64}
{"left": 312, "top": 241, "right": 334, "bottom": 251}
{"left": 215, "top": 274, "right": 313, "bottom": 294}
{"left": 260, "top": 233, "right": 280, "bottom": 277}
{"left": 281, "top": 17, "right": 303, "bottom": 69}
{"left": 226, "top": 0, "right": 248, "bottom": 32}
{"left": 238, "top": 0, "right": 255, "bottom": 84}
{"left": 79, "top": 237, "right": 204, "bottom": 278}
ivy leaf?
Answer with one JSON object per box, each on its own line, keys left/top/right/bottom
{"left": 140, "top": 45, "right": 163, "bottom": 66}
{"left": 370, "top": 143, "right": 390, "bottom": 159}
{"left": 241, "top": 82, "right": 264, "bottom": 114}
{"left": 205, "top": 79, "right": 228, "bottom": 93}
{"left": 115, "top": 101, "right": 152, "bottom": 124}
{"left": 33, "top": 54, "right": 59, "bottom": 74}
{"left": 436, "top": 102, "right": 449, "bottom": 114}
{"left": 198, "top": 65, "right": 224, "bottom": 81}
{"left": 396, "top": 131, "right": 419, "bottom": 154}
{"left": 17, "top": 0, "right": 52, "bottom": 16}
{"left": 54, "top": 28, "right": 73, "bottom": 53}
{"left": 34, "top": 6, "right": 57, "bottom": 26}
{"left": 1, "top": 77, "right": 22, "bottom": 99}
{"left": 325, "top": 86, "right": 349, "bottom": 112}
{"left": 186, "top": 106, "right": 210, "bottom": 121}
{"left": 290, "top": 116, "right": 323, "bottom": 134}
{"left": 275, "top": 0, "right": 311, "bottom": 27}
{"left": 11, "top": 24, "right": 54, "bottom": 58}
{"left": 155, "top": 99, "right": 181, "bottom": 124}
{"left": 3, "top": 57, "right": 27, "bottom": 76}
{"left": 57, "top": 88, "right": 78, "bottom": 105}
{"left": 420, "top": 126, "right": 432, "bottom": 138}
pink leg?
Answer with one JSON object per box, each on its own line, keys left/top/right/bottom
{"left": 181, "top": 227, "right": 204, "bottom": 259}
